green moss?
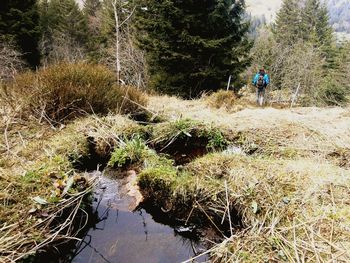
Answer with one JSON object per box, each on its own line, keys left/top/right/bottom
{"left": 21, "top": 170, "right": 42, "bottom": 184}
{"left": 139, "top": 165, "right": 178, "bottom": 189}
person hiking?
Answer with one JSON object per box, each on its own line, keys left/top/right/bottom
{"left": 252, "top": 67, "right": 270, "bottom": 106}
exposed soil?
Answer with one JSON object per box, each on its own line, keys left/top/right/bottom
{"left": 71, "top": 136, "right": 111, "bottom": 171}
{"left": 152, "top": 136, "right": 210, "bottom": 165}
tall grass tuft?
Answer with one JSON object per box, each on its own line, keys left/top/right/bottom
{"left": 205, "top": 90, "right": 237, "bottom": 109}
{"left": 8, "top": 63, "right": 147, "bottom": 123}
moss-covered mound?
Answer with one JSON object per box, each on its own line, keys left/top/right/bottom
{"left": 138, "top": 152, "right": 350, "bottom": 261}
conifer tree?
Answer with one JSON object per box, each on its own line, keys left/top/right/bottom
{"left": 83, "top": 0, "right": 103, "bottom": 61}
{"left": 274, "top": 0, "right": 301, "bottom": 46}
{"left": 0, "top": 0, "right": 41, "bottom": 68}
{"left": 301, "top": 0, "right": 333, "bottom": 48}
{"left": 301, "top": 0, "right": 335, "bottom": 68}
{"left": 39, "top": 0, "right": 89, "bottom": 63}
{"left": 40, "top": 0, "right": 88, "bottom": 45}
{"left": 83, "top": 0, "right": 101, "bottom": 17}
{"left": 135, "top": 0, "right": 251, "bottom": 97}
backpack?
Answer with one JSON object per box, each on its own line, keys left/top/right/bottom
{"left": 257, "top": 74, "right": 265, "bottom": 88}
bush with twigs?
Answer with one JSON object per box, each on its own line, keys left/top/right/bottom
{"left": 7, "top": 63, "right": 147, "bottom": 123}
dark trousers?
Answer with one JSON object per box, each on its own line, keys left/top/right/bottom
{"left": 256, "top": 86, "right": 265, "bottom": 103}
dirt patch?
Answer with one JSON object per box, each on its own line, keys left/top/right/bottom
{"left": 327, "top": 148, "right": 350, "bottom": 168}
{"left": 153, "top": 136, "right": 209, "bottom": 165}
{"left": 71, "top": 136, "right": 111, "bottom": 171}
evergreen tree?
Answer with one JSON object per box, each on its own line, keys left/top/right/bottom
{"left": 40, "top": 0, "right": 88, "bottom": 45}
{"left": 330, "top": 41, "right": 350, "bottom": 89}
{"left": 301, "top": 0, "right": 333, "bottom": 48}
{"left": 83, "top": 0, "right": 103, "bottom": 61}
{"left": 0, "top": 0, "right": 40, "bottom": 68}
{"left": 302, "top": 0, "right": 336, "bottom": 69}
{"left": 135, "top": 0, "right": 251, "bottom": 98}
{"left": 38, "top": 0, "right": 89, "bottom": 63}
{"left": 83, "top": 0, "right": 101, "bottom": 17}
{"left": 275, "top": 0, "right": 334, "bottom": 51}
{"left": 274, "top": 0, "right": 301, "bottom": 46}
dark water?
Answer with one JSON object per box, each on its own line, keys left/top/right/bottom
{"left": 70, "top": 175, "right": 208, "bottom": 263}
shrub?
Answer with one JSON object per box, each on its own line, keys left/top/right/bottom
{"left": 317, "top": 77, "right": 348, "bottom": 106}
{"left": 10, "top": 63, "right": 147, "bottom": 122}
{"left": 205, "top": 90, "right": 237, "bottom": 109}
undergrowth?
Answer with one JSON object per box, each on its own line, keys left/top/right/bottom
{"left": 0, "top": 113, "right": 143, "bottom": 262}
{"left": 108, "top": 136, "right": 153, "bottom": 168}
{"left": 1, "top": 86, "right": 349, "bottom": 263}
{"left": 6, "top": 63, "right": 148, "bottom": 123}
{"left": 204, "top": 89, "right": 255, "bottom": 112}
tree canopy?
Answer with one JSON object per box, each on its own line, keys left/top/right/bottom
{"left": 135, "top": 0, "right": 251, "bottom": 97}
{"left": 0, "top": 0, "right": 41, "bottom": 68}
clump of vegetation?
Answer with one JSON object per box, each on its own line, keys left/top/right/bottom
{"left": 317, "top": 77, "right": 348, "bottom": 106}
{"left": 204, "top": 89, "right": 257, "bottom": 112}
{"left": 60, "top": 114, "right": 145, "bottom": 164}
{"left": 108, "top": 136, "right": 154, "bottom": 168}
{"left": 151, "top": 118, "right": 228, "bottom": 152}
{"left": 0, "top": 154, "right": 94, "bottom": 262}
{"left": 205, "top": 90, "right": 237, "bottom": 109}
{"left": 0, "top": 112, "right": 145, "bottom": 262}
{"left": 7, "top": 63, "right": 148, "bottom": 123}
{"left": 227, "top": 123, "right": 324, "bottom": 159}
{"left": 138, "top": 158, "right": 226, "bottom": 226}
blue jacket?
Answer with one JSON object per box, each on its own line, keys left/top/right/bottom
{"left": 252, "top": 73, "right": 270, "bottom": 86}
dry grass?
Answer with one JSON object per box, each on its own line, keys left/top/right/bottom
{"left": 1, "top": 90, "right": 350, "bottom": 262}
{"left": 143, "top": 94, "right": 350, "bottom": 262}
{"left": 139, "top": 152, "right": 350, "bottom": 262}
{"left": 0, "top": 101, "right": 142, "bottom": 262}
{"left": 4, "top": 63, "right": 148, "bottom": 124}
{"left": 204, "top": 89, "right": 260, "bottom": 113}
{"left": 148, "top": 95, "right": 350, "bottom": 159}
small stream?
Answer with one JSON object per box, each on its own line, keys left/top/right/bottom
{"left": 70, "top": 171, "right": 208, "bottom": 263}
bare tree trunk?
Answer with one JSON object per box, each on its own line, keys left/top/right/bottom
{"left": 112, "top": 0, "right": 121, "bottom": 86}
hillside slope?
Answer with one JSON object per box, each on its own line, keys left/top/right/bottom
{"left": 247, "top": 0, "right": 350, "bottom": 34}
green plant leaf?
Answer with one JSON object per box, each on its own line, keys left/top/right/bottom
{"left": 32, "top": 196, "right": 48, "bottom": 205}
{"left": 62, "top": 177, "right": 75, "bottom": 196}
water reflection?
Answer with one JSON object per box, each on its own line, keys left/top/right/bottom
{"left": 70, "top": 176, "right": 207, "bottom": 263}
